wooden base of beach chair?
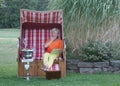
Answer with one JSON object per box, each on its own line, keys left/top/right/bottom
{"left": 17, "top": 60, "right": 36, "bottom": 77}
{"left": 17, "top": 59, "right": 65, "bottom": 78}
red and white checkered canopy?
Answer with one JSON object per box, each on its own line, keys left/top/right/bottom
{"left": 20, "top": 9, "right": 63, "bottom": 24}
{"left": 19, "top": 9, "right": 64, "bottom": 60}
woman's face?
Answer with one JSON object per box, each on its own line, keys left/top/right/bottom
{"left": 52, "top": 30, "right": 58, "bottom": 38}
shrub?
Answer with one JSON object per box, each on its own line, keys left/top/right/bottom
{"left": 80, "top": 40, "right": 115, "bottom": 62}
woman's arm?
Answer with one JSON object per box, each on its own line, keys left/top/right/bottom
{"left": 44, "top": 37, "right": 56, "bottom": 48}
{"left": 44, "top": 40, "right": 53, "bottom": 48}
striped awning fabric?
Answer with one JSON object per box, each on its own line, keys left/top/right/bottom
{"left": 20, "top": 9, "right": 63, "bottom": 24}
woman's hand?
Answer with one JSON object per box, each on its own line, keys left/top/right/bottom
{"left": 44, "top": 37, "right": 56, "bottom": 48}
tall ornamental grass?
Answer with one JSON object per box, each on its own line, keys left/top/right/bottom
{"left": 48, "top": 0, "right": 120, "bottom": 59}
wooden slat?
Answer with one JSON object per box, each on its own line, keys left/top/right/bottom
{"left": 59, "top": 61, "right": 66, "bottom": 77}
{"left": 29, "top": 61, "right": 35, "bottom": 76}
{"left": 18, "top": 61, "right": 26, "bottom": 77}
{"left": 37, "top": 60, "right": 46, "bottom": 77}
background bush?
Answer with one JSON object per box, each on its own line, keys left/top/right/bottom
{"left": 80, "top": 40, "right": 116, "bottom": 62}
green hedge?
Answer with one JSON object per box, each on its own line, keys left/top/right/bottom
{"left": 80, "top": 40, "right": 115, "bottom": 62}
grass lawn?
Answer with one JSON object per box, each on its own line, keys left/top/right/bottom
{"left": 0, "top": 29, "right": 120, "bottom": 86}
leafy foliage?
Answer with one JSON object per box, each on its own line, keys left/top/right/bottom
{"left": 35, "top": 0, "right": 48, "bottom": 11}
{"left": 0, "top": 0, "right": 3, "bottom": 6}
{"left": 0, "top": 0, "right": 49, "bottom": 28}
{"left": 80, "top": 40, "right": 115, "bottom": 62}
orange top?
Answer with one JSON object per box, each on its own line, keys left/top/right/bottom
{"left": 45, "top": 39, "right": 63, "bottom": 53}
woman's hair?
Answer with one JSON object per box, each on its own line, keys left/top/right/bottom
{"left": 51, "top": 28, "right": 60, "bottom": 38}
{"left": 51, "top": 28, "right": 59, "bottom": 34}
